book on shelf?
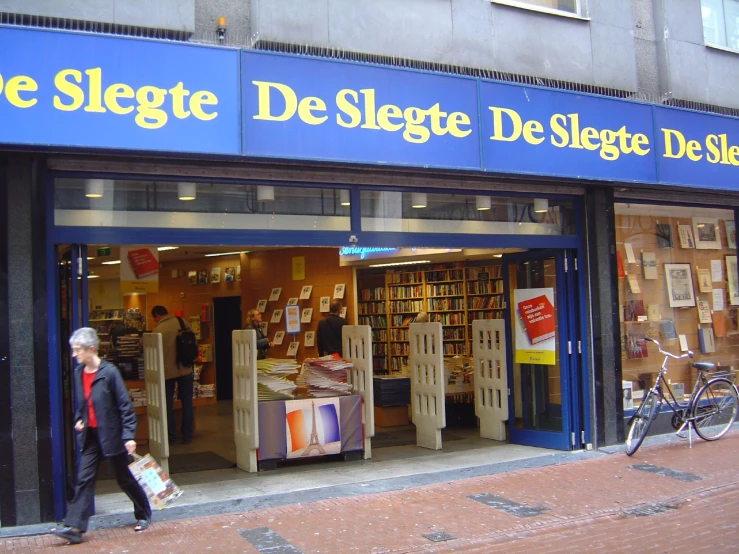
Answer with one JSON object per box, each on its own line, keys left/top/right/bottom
{"left": 699, "top": 327, "right": 716, "bottom": 353}
{"left": 641, "top": 252, "right": 658, "bottom": 280}
{"left": 659, "top": 320, "right": 678, "bottom": 340}
{"left": 624, "top": 300, "right": 645, "bottom": 322}
{"left": 712, "top": 311, "right": 727, "bottom": 338}
{"left": 626, "top": 332, "right": 648, "bottom": 359}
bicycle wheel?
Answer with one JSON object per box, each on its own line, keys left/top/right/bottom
{"left": 692, "top": 378, "right": 738, "bottom": 441}
{"left": 625, "top": 391, "right": 659, "bottom": 456}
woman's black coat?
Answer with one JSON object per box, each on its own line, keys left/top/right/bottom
{"left": 73, "top": 360, "right": 137, "bottom": 457}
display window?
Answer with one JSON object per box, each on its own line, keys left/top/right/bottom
{"left": 614, "top": 203, "right": 738, "bottom": 411}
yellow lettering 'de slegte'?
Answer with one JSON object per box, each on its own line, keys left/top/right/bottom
{"left": 661, "top": 128, "right": 739, "bottom": 166}
{"left": 252, "top": 80, "right": 472, "bottom": 144}
{"left": 489, "top": 107, "right": 651, "bottom": 161}
{"left": 50, "top": 67, "right": 218, "bottom": 129}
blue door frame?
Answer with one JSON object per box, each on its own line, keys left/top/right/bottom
{"left": 46, "top": 172, "right": 592, "bottom": 519}
{"left": 502, "top": 249, "right": 582, "bottom": 450}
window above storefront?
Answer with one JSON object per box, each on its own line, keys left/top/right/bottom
{"left": 54, "top": 178, "right": 351, "bottom": 232}
{"left": 491, "top": 0, "right": 583, "bottom": 18}
{"left": 360, "top": 191, "right": 575, "bottom": 236}
{"left": 701, "top": 0, "right": 739, "bottom": 51}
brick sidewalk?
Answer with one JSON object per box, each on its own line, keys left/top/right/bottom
{"left": 4, "top": 434, "right": 739, "bottom": 553}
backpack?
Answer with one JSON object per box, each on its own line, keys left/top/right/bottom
{"left": 176, "top": 317, "right": 199, "bottom": 368}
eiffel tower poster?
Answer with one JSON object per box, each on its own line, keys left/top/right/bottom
{"left": 285, "top": 398, "right": 341, "bottom": 459}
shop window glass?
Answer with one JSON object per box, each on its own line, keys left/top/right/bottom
{"left": 360, "top": 191, "right": 575, "bottom": 236}
{"left": 54, "top": 179, "right": 351, "bottom": 231}
{"left": 701, "top": 0, "right": 739, "bottom": 50}
{"left": 615, "top": 203, "right": 738, "bottom": 411}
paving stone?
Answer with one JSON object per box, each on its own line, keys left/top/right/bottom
{"left": 629, "top": 463, "right": 703, "bottom": 482}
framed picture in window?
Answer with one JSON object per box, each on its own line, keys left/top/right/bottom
{"left": 664, "top": 263, "right": 696, "bottom": 308}
{"left": 725, "top": 220, "right": 736, "bottom": 249}
{"left": 727, "top": 256, "right": 739, "bottom": 306}
{"left": 692, "top": 217, "right": 722, "bottom": 249}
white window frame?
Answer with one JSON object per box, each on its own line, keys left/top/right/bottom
{"left": 701, "top": 0, "right": 739, "bottom": 52}
{"left": 490, "top": 0, "right": 588, "bottom": 21}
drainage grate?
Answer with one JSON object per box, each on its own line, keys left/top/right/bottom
{"left": 623, "top": 502, "right": 680, "bottom": 517}
{"left": 629, "top": 464, "right": 703, "bottom": 483}
{"left": 422, "top": 531, "right": 456, "bottom": 543}
{"left": 468, "top": 494, "right": 549, "bottom": 517}
{"left": 238, "top": 527, "right": 303, "bottom": 553}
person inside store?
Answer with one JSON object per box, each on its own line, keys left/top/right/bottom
{"left": 415, "top": 311, "right": 430, "bottom": 323}
{"left": 51, "top": 327, "right": 151, "bottom": 545}
{"left": 317, "top": 300, "right": 348, "bottom": 357}
{"left": 244, "top": 308, "right": 273, "bottom": 359}
{"left": 151, "top": 305, "right": 194, "bottom": 445}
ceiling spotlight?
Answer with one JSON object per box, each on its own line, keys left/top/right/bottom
{"left": 101, "top": 260, "right": 121, "bottom": 265}
{"left": 534, "top": 198, "right": 549, "bottom": 213}
{"left": 178, "top": 182, "right": 197, "bottom": 201}
{"left": 257, "top": 185, "right": 275, "bottom": 202}
{"left": 476, "top": 195, "right": 491, "bottom": 211}
{"left": 411, "top": 192, "right": 427, "bottom": 209}
{"left": 204, "top": 250, "right": 250, "bottom": 257}
{"left": 157, "top": 246, "right": 179, "bottom": 251}
{"left": 84, "top": 179, "right": 105, "bottom": 198}
{"left": 340, "top": 190, "right": 351, "bottom": 206}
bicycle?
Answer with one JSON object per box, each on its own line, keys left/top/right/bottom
{"left": 625, "top": 337, "right": 739, "bottom": 456}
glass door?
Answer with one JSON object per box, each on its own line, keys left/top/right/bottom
{"left": 503, "top": 249, "right": 578, "bottom": 450}
{"left": 57, "top": 245, "right": 88, "bottom": 500}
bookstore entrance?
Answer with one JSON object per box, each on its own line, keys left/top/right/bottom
{"left": 49, "top": 177, "right": 588, "bottom": 517}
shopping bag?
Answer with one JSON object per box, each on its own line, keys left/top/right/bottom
{"left": 128, "top": 453, "right": 183, "bottom": 510}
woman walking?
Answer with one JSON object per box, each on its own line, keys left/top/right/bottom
{"left": 51, "top": 327, "right": 151, "bottom": 544}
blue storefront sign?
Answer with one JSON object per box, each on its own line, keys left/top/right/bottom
{"left": 654, "top": 106, "right": 739, "bottom": 190}
{"left": 241, "top": 51, "right": 481, "bottom": 170}
{"left": 2, "top": 26, "right": 739, "bottom": 191}
{"left": 479, "top": 81, "right": 658, "bottom": 183}
{"left": 0, "top": 26, "right": 240, "bottom": 154}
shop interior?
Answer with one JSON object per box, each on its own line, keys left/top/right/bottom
{"left": 69, "top": 242, "right": 544, "bottom": 482}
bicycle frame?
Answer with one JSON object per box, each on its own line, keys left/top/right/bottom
{"left": 647, "top": 354, "right": 708, "bottom": 420}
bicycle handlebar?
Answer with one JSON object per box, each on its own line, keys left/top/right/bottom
{"left": 644, "top": 337, "right": 694, "bottom": 359}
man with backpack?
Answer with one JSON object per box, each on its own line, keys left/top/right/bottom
{"left": 151, "top": 305, "right": 197, "bottom": 444}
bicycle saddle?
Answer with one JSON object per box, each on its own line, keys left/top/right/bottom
{"left": 692, "top": 362, "right": 715, "bottom": 372}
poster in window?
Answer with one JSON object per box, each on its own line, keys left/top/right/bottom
{"left": 120, "top": 246, "right": 160, "bottom": 294}
{"left": 656, "top": 223, "right": 673, "bottom": 248}
{"left": 287, "top": 297, "right": 299, "bottom": 306}
{"left": 664, "top": 263, "right": 696, "bottom": 308}
{"left": 692, "top": 217, "right": 721, "bottom": 249}
{"left": 726, "top": 221, "right": 736, "bottom": 249}
{"left": 726, "top": 256, "right": 739, "bottom": 306}
{"left": 677, "top": 225, "right": 695, "bottom": 249}
{"left": 697, "top": 268, "right": 712, "bottom": 293}
{"left": 286, "top": 342, "right": 300, "bottom": 357}
{"left": 513, "top": 288, "right": 556, "bottom": 365}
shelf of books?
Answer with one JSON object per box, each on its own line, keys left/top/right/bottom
{"left": 359, "top": 262, "right": 505, "bottom": 374}
{"left": 190, "top": 315, "right": 216, "bottom": 404}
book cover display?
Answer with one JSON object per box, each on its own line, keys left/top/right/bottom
{"left": 120, "top": 246, "right": 159, "bottom": 294}
{"left": 513, "top": 288, "right": 556, "bottom": 365}
{"left": 285, "top": 398, "right": 341, "bottom": 459}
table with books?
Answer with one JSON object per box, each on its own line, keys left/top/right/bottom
{"left": 255, "top": 357, "right": 364, "bottom": 469}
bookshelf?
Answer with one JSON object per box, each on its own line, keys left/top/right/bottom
{"left": 358, "top": 262, "right": 505, "bottom": 374}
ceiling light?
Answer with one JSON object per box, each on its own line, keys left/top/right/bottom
{"left": 178, "top": 182, "right": 197, "bottom": 201}
{"left": 84, "top": 179, "right": 105, "bottom": 198}
{"left": 87, "top": 257, "right": 95, "bottom": 260}
{"left": 340, "top": 190, "right": 351, "bottom": 206}
{"left": 411, "top": 192, "right": 427, "bottom": 209}
{"left": 87, "top": 274, "right": 99, "bottom": 279}
{"left": 102, "top": 260, "right": 121, "bottom": 265}
{"left": 157, "top": 246, "right": 179, "bottom": 252}
{"left": 493, "top": 254, "right": 503, "bottom": 258}
{"left": 369, "top": 260, "right": 431, "bottom": 268}
{"left": 476, "top": 195, "right": 491, "bottom": 211}
{"left": 257, "top": 185, "right": 275, "bottom": 202}
{"left": 534, "top": 198, "right": 549, "bottom": 213}
{"left": 204, "top": 250, "right": 250, "bottom": 257}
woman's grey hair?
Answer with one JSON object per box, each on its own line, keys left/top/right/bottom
{"left": 69, "top": 327, "right": 100, "bottom": 350}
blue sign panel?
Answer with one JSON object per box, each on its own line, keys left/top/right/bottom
{"left": 0, "top": 27, "right": 240, "bottom": 154}
{"left": 241, "top": 51, "right": 481, "bottom": 170}
{"left": 479, "top": 81, "right": 658, "bottom": 183}
{"left": 655, "top": 106, "right": 739, "bottom": 191}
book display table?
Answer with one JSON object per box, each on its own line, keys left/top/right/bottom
{"left": 257, "top": 394, "right": 364, "bottom": 469}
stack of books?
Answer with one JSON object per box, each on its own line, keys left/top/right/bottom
{"left": 257, "top": 359, "right": 299, "bottom": 401}
{"left": 298, "top": 356, "right": 353, "bottom": 397}
{"left": 128, "top": 388, "right": 146, "bottom": 408}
